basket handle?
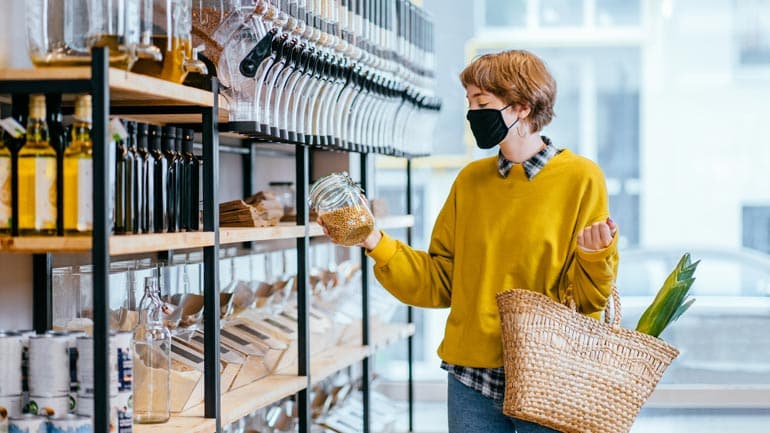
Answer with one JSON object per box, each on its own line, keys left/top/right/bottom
{"left": 565, "top": 284, "right": 622, "bottom": 327}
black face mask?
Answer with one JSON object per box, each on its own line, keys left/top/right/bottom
{"left": 466, "top": 104, "right": 518, "bottom": 149}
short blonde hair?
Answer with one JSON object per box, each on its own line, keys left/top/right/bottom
{"left": 460, "top": 50, "right": 557, "bottom": 133}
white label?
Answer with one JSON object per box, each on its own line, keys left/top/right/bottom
{"left": 35, "top": 158, "right": 56, "bottom": 228}
{"left": 0, "top": 157, "right": 10, "bottom": 228}
{"left": 0, "top": 117, "right": 25, "bottom": 138}
{"left": 110, "top": 118, "right": 128, "bottom": 143}
{"left": 78, "top": 159, "right": 93, "bottom": 231}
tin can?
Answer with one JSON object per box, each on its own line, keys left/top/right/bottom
{"left": 47, "top": 331, "right": 85, "bottom": 395}
{"left": 0, "top": 332, "right": 22, "bottom": 396}
{"left": 75, "top": 336, "right": 118, "bottom": 397}
{"left": 113, "top": 392, "right": 132, "bottom": 433}
{"left": 77, "top": 394, "right": 129, "bottom": 433}
{"left": 47, "top": 414, "right": 91, "bottom": 433}
{"left": 16, "top": 331, "right": 35, "bottom": 396}
{"left": 27, "top": 335, "right": 69, "bottom": 396}
{"left": 7, "top": 414, "right": 46, "bottom": 433}
{"left": 113, "top": 333, "right": 132, "bottom": 393}
{"left": 24, "top": 395, "right": 73, "bottom": 417}
{"left": 0, "top": 395, "right": 23, "bottom": 419}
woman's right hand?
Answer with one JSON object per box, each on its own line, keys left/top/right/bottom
{"left": 316, "top": 217, "right": 382, "bottom": 251}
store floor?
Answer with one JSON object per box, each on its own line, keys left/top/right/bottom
{"left": 394, "top": 403, "right": 770, "bottom": 432}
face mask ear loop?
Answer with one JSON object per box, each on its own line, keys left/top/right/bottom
{"left": 500, "top": 104, "right": 518, "bottom": 130}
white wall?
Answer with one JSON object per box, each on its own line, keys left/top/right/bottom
{"left": 641, "top": 0, "right": 770, "bottom": 248}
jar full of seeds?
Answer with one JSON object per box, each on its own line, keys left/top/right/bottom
{"left": 308, "top": 172, "right": 375, "bottom": 246}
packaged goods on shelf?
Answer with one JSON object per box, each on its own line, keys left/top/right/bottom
{"left": 220, "top": 321, "right": 289, "bottom": 373}
{"left": 171, "top": 334, "right": 240, "bottom": 393}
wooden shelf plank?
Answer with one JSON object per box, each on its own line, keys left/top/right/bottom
{"left": 311, "top": 345, "right": 370, "bottom": 385}
{"left": 370, "top": 323, "right": 416, "bottom": 354}
{"left": 133, "top": 415, "right": 216, "bottom": 433}
{"left": 0, "top": 67, "right": 229, "bottom": 121}
{"left": 0, "top": 232, "right": 215, "bottom": 254}
{"left": 218, "top": 215, "right": 414, "bottom": 245}
{"left": 135, "top": 375, "right": 306, "bottom": 433}
{"left": 219, "top": 224, "right": 307, "bottom": 245}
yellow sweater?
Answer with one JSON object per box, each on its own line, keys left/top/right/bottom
{"left": 367, "top": 149, "right": 619, "bottom": 368}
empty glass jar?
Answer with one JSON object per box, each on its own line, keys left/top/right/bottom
{"left": 308, "top": 172, "right": 374, "bottom": 247}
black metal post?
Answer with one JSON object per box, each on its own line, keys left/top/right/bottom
{"left": 90, "top": 47, "right": 111, "bottom": 433}
{"left": 242, "top": 142, "right": 255, "bottom": 250}
{"left": 296, "top": 146, "right": 311, "bottom": 433}
{"left": 202, "top": 79, "right": 222, "bottom": 431}
{"left": 406, "top": 159, "right": 414, "bottom": 433}
{"left": 32, "top": 254, "right": 52, "bottom": 334}
{"left": 360, "top": 152, "right": 371, "bottom": 433}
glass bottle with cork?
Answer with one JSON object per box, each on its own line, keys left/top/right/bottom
{"left": 136, "top": 123, "right": 154, "bottom": 234}
{"left": 132, "top": 276, "right": 171, "bottom": 424}
{"left": 161, "top": 126, "right": 177, "bottom": 233}
{"left": 149, "top": 125, "right": 168, "bottom": 233}
{"left": 63, "top": 95, "right": 93, "bottom": 235}
{"left": 18, "top": 94, "right": 57, "bottom": 235}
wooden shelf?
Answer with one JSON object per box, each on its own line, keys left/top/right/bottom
{"left": 219, "top": 223, "right": 307, "bottom": 245}
{"left": 219, "top": 215, "right": 414, "bottom": 245}
{"left": 311, "top": 344, "right": 371, "bottom": 385}
{"left": 130, "top": 323, "right": 414, "bottom": 433}
{"left": 0, "top": 67, "right": 229, "bottom": 122}
{"left": 134, "top": 375, "right": 307, "bottom": 433}
{"left": 0, "top": 232, "right": 215, "bottom": 255}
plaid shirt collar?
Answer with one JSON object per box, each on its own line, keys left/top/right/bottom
{"left": 497, "top": 136, "right": 560, "bottom": 180}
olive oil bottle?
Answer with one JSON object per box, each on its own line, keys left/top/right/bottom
{"left": 18, "top": 94, "right": 57, "bottom": 235}
{"left": 0, "top": 131, "right": 10, "bottom": 234}
{"left": 63, "top": 95, "right": 93, "bottom": 234}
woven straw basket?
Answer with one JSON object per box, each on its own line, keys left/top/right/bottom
{"left": 496, "top": 287, "right": 680, "bottom": 433}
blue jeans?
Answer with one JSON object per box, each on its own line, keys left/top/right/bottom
{"left": 447, "top": 374, "right": 559, "bottom": 433}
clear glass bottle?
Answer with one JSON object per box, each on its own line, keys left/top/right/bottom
{"left": 63, "top": 95, "right": 93, "bottom": 234}
{"left": 133, "top": 276, "right": 171, "bottom": 424}
{"left": 18, "top": 94, "right": 57, "bottom": 235}
{"left": 308, "top": 172, "right": 374, "bottom": 246}
{"left": 0, "top": 131, "right": 10, "bottom": 234}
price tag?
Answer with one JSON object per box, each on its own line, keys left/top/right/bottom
{"left": 109, "top": 118, "right": 128, "bottom": 143}
{"left": 0, "top": 117, "right": 26, "bottom": 138}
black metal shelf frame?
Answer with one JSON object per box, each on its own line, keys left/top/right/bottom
{"left": 0, "top": 47, "right": 419, "bottom": 433}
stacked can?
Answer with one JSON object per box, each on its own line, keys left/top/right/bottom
{"left": 17, "top": 330, "right": 35, "bottom": 407}
{"left": 77, "top": 332, "right": 132, "bottom": 433}
{"left": 0, "top": 331, "right": 24, "bottom": 431}
{"left": 47, "top": 414, "right": 91, "bottom": 433}
{"left": 7, "top": 413, "right": 47, "bottom": 433}
{"left": 25, "top": 334, "right": 73, "bottom": 418}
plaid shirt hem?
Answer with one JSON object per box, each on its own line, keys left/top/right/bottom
{"left": 441, "top": 361, "right": 506, "bottom": 401}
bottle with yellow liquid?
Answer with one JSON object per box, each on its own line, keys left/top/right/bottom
{"left": 64, "top": 95, "right": 93, "bottom": 235}
{"left": 0, "top": 131, "right": 11, "bottom": 234}
{"left": 18, "top": 95, "right": 57, "bottom": 235}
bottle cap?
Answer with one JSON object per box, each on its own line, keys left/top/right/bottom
{"left": 149, "top": 124, "right": 162, "bottom": 151}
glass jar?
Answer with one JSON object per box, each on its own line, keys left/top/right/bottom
{"left": 26, "top": 0, "right": 149, "bottom": 67}
{"left": 132, "top": 276, "right": 171, "bottom": 424}
{"left": 308, "top": 172, "right": 374, "bottom": 246}
{"left": 131, "top": 0, "right": 209, "bottom": 83}
{"left": 269, "top": 181, "right": 296, "bottom": 218}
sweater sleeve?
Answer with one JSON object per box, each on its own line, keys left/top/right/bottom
{"left": 568, "top": 169, "right": 620, "bottom": 315}
{"left": 365, "top": 184, "right": 456, "bottom": 308}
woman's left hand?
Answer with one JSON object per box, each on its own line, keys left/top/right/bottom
{"left": 577, "top": 217, "right": 618, "bottom": 252}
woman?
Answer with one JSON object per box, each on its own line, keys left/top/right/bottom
{"left": 325, "top": 50, "right": 619, "bottom": 432}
